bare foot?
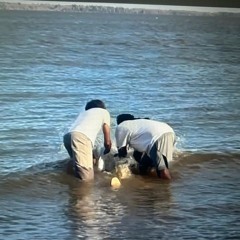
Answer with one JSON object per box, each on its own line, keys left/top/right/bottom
{"left": 158, "top": 169, "right": 171, "bottom": 180}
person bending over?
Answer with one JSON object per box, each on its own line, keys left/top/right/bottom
{"left": 63, "top": 99, "right": 112, "bottom": 181}
{"left": 115, "top": 114, "right": 175, "bottom": 180}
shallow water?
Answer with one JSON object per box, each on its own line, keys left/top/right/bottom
{"left": 0, "top": 10, "right": 240, "bottom": 239}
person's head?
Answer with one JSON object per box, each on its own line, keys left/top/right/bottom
{"left": 85, "top": 99, "right": 106, "bottom": 110}
{"left": 116, "top": 114, "right": 135, "bottom": 125}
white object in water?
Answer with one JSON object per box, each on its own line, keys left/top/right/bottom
{"left": 98, "top": 156, "right": 105, "bottom": 171}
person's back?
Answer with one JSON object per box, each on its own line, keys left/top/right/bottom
{"left": 69, "top": 107, "right": 110, "bottom": 146}
{"left": 116, "top": 119, "right": 174, "bottom": 154}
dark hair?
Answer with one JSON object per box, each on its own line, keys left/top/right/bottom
{"left": 85, "top": 99, "right": 106, "bottom": 110}
{"left": 117, "top": 114, "right": 150, "bottom": 125}
{"left": 116, "top": 114, "right": 135, "bottom": 125}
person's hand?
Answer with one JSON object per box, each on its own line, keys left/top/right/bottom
{"left": 118, "top": 147, "right": 127, "bottom": 158}
{"left": 104, "top": 141, "right": 111, "bottom": 155}
{"left": 103, "top": 147, "right": 110, "bottom": 155}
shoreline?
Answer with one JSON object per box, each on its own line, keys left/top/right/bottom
{"left": 0, "top": 0, "right": 240, "bottom": 15}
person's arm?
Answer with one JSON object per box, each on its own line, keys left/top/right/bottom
{"left": 115, "top": 126, "right": 129, "bottom": 158}
{"left": 102, "top": 123, "right": 111, "bottom": 154}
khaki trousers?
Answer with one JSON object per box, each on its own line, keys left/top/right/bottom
{"left": 63, "top": 131, "right": 94, "bottom": 181}
{"left": 149, "top": 132, "right": 175, "bottom": 170}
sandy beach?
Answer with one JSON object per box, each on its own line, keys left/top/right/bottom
{"left": 0, "top": 0, "right": 240, "bottom": 14}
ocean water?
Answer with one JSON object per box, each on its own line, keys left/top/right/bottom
{"left": 0, "top": 9, "right": 240, "bottom": 239}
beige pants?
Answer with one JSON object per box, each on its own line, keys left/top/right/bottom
{"left": 149, "top": 132, "right": 175, "bottom": 170}
{"left": 63, "top": 131, "right": 94, "bottom": 181}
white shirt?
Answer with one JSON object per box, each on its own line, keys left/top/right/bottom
{"left": 68, "top": 108, "right": 110, "bottom": 145}
{"left": 115, "top": 119, "right": 174, "bottom": 154}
